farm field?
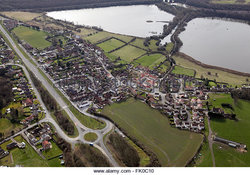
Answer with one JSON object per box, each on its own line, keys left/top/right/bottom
{"left": 97, "top": 38, "right": 125, "bottom": 52}
{"left": 173, "top": 54, "right": 250, "bottom": 85}
{"left": 101, "top": 98, "right": 203, "bottom": 166}
{"left": 13, "top": 26, "right": 51, "bottom": 50}
{"left": 130, "top": 38, "right": 158, "bottom": 51}
{"left": 111, "top": 45, "right": 146, "bottom": 62}
{"left": 172, "top": 65, "right": 195, "bottom": 77}
{"left": 133, "top": 54, "right": 166, "bottom": 70}
{"left": 208, "top": 93, "right": 250, "bottom": 166}
{"left": 166, "top": 42, "right": 174, "bottom": 52}
{"left": 1, "top": 11, "right": 41, "bottom": 22}
{"left": 85, "top": 31, "right": 133, "bottom": 44}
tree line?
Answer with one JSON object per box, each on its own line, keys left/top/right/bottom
{"left": 0, "top": 71, "right": 13, "bottom": 111}
{"left": 0, "top": 0, "right": 161, "bottom": 12}
{"left": 231, "top": 88, "right": 250, "bottom": 101}
{"left": 29, "top": 70, "right": 76, "bottom": 136}
{"left": 108, "top": 132, "right": 140, "bottom": 167}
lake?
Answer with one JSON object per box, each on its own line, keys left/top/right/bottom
{"left": 47, "top": 5, "right": 174, "bottom": 38}
{"left": 179, "top": 18, "right": 250, "bottom": 73}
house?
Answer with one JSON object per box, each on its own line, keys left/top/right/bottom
{"left": 0, "top": 147, "right": 9, "bottom": 159}
{"left": 23, "top": 98, "right": 33, "bottom": 107}
{"left": 183, "top": 122, "right": 190, "bottom": 129}
{"left": 6, "top": 142, "right": 18, "bottom": 150}
{"left": 42, "top": 140, "right": 52, "bottom": 150}
{"left": 191, "top": 122, "right": 198, "bottom": 129}
{"left": 198, "top": 123, "right": 205, "bottom": 130}
{"left": 27, "top": 133, "right": 37, "bottom": 145}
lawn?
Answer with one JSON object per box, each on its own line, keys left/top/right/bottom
{"left": 0, "top": 136, "right": 48, "bottom": 167}
{"left": 133, "top": 54, "right": 166, "bottom": 70}
{"left": 97, "top": 38, "right": 125, "bottom": 52}
{"left": 208, "top": 93, "right": 250, "bottom": 166}
{"left": 84, "top": 132, "right": 98, "bottom": 142}
{"left": 0, "top": 135, "right": 63, "bottom": 167}
{"left": 173, "top": 55, "right": 250, "bottom": 85}
{"left": 111, "top": 45, "right": 146, "bottom": 63}
{"left": 0, "top": 118, "right": 23, "bottom": 137}
{"left": 1, "top": 11, "right": 41, "bottom": 22}
{"left": 13, "top": 26, "right": 51, "bottom": 50}
{"left": 172, "top": 65, "right": 195, "bottom": 77}
{"left": 101, "top": 98, "right": 203, "bottom": 166}
{"left": 42, "top": 141, "right": 63, "bottom": 160}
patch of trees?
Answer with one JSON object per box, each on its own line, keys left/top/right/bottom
{"left": 208, "top": 111, "right": 224, "bottom": 119}
{"left": 30, "top": 71, "right": 58, "bottom": 111}
{"left": 54, "top": 111, "right": 74, "bottom": 135}
{"left": 29, "top": 70, "right": 75, "bottom": 135}
{"left": 54, "top": 134, "right": 75, "bottom": 167}
{"left": 231, "top": 88, "right": 250, "bottom": 101}
{"left": 94, "top": 112, "right": 161, "bottom": 167}
{"left": 0, "top": 74, "right": 13, "bottom": 110}
{"left": 74, "top": 144, "right": 111, "bottom": 167}
{"left": 0, "top": 0, "right": 161, "bottom": 12}
{"left": 108, "top": 132, "right": 140, "bottom": 167}
{"left": 221, "top": 103, "right": 234, "bottom": 110}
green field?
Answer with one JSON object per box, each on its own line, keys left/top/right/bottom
{"left": 42, "top": 141, "right": 63, "bottom": 160}
{"left": 0, "top": 118, "right": 23, "bottom": 137}
{"left": 97, "top": 38, "right": 125, "bottom": 52}
{"left": 101, "top": 98, "right": 203, "bottom": 166}
{"left": 0, "top": 136, "right": 46, "bottom": 167}
{"left": 207, "top": 94, "right": 250, "bottom": 166}
{"left": 111, "top": 45, "right": 146, "bottom": 62}
{"left": 125, "top": 137, "right": 150, "bottom": 167}
{"left": 130, "top": 38, "right": 159, "bottom": 51}
{"left": 166, "top": 42, "right": 174, "bottom": 52}
{"left": 0, "top": 136, "right": 63, "bottom": 167}
{"left": 173, "top": 55, "right": 250, "bottom": 85}
{"left": 13, "top": 26, "right": 51, "bottom": 50}
{"left": 212, "top": 0, "right": 250, "bottom": 4}
{"left": 172, "top": 65, "right": 195, "bottom": 77}
{"left": 84, "top": 132, "right": 98, "bottom": 142}
{"left": 85, "top": 31, "right": 133, "bottom": 44}
{"left": 133, "top": 54, "right": 166, "bottom": 70}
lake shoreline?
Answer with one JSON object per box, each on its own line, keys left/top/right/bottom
{"left": 176, "top": 52, "right": 250, "bottom": 78}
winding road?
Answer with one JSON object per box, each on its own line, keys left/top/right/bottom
{"left": 0, "top": 23, "right": 119, "bottom": 167}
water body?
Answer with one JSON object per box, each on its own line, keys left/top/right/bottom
{"left": 179, "top": 18, "right": 250, "bottom": 73}
{"left": 47, "top": 5, "right": 174, "bottom": 38}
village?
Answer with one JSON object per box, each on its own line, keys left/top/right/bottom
{"left": 1, "top": 19, "right": 239, "bottom": 134}
{"left": 0, "top": 16, "right": 249, "bottom": 167}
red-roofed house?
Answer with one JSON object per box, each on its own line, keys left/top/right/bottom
{"left": 23, "top": 98, "right": 33, "bottom": 107}
{"left": 42, "top": 140, "right": 52, "bottom": 150}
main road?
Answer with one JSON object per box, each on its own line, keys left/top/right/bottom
{"left": 0, "top": 24, "right": 118, "bottom": 167}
